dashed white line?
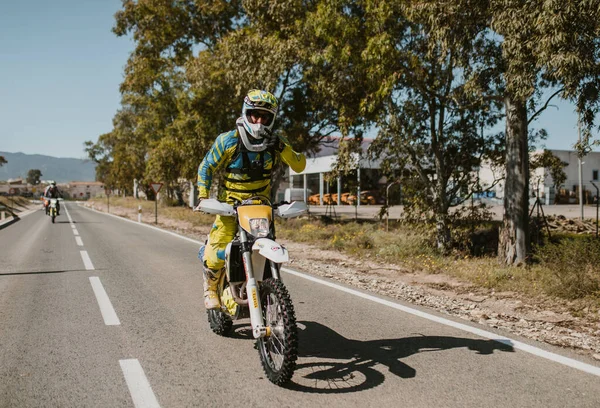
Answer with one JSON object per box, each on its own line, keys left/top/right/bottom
{"left": 80, "top": 203, "right": 600, "bottom": 377}
{"left": 119, "top": 359, "right": 161, "bottom": 408}
{"left": 80, "top": 250, "right": 94, "bottom": 270}
{"left": 89, "top": 277, "right": 121, "bottom": 326}
{"left": 75, "top": 236, "right": 84, "bottom": 246}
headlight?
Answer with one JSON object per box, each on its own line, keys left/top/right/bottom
{"left": 249, "top": 218, "right": 270, "bottom": 237}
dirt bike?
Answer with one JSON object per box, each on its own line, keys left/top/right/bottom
{"left": 196, "top": 197, "right": 307, "bottom": 385}
{"left": 45, "top": 198, "right": 61, "bottom": 223}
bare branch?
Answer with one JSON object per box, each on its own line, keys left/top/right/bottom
{"left": 527, "top": 88, "right": 564, "bottom": 125}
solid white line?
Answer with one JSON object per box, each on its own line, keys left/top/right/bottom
{"left": 119, "top": 359, "right": 161, "bottom": 408}
{"left": 281, "top": 267, "right": 600, "bottom": 377}
{"left": 73, "top": 229, "right": 79, "bottom": 236}
{"left": 75, "top": 236, "right": 83, "bottom": 246}
{"left": 64, "top": 203, "right": 73, "bottom": 223}
{"left": 79, "top": 203, "right": 600, "bottom": 377}
{"left": 71, "top": 224, "right": 76, "bottom": 229}
{"left": 80, "top": 250, "right": 95, "bottom": 270}
{"left": 89, "top": 277, "right": 121, "bottom": 326}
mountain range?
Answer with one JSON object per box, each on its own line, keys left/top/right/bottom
{"left": 0, "top": 151, "right": 97, "bottom": 182}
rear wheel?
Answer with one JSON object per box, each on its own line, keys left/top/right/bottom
{"left": 207, "top": 309, "right": 233, "bottom": 336}
{"left": 206, "top": 278, "right": 233, "bottom": 336}
{"left": 256, "top": 278, "right": 298, "bottom": 385}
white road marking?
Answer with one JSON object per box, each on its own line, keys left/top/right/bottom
{"left": 71, "top": 224, "right": 76, "bottom": 229}
{"left": 281, "top": 267, "right": 600, "bottom": 377}
{"left": 79, "top": 203, "right": 600, "bottom": 377}
{"left": 75, "top": 236, "right": 83, "bottom": 246}
{"left": 80, "top": 250, "right": 94, "bottom": 270}
{"left": 73, "top": 229, "right": 79, "bottom": 236}
{"left": 89, "top": 277, "right": 121, "bottom": 326}
{"left": 64, "top": 203, "right": 73, "bottom": 223}
{"left": 119, "top": 359, "right": 161, "bottom": 408}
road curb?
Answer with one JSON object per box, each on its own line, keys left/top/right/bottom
{"left": 0, "top": 207, "right": 39, "bottom": 230}
{"left": 0, "top": 216, "right": 19, "bottom": 230}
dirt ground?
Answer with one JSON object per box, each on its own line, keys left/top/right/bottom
{"left": 82, "top": 201, "right": 600, "bottom": 361}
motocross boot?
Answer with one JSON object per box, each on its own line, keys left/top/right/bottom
{"left": 203, "top": 266, "right": 223, "bottom": 309}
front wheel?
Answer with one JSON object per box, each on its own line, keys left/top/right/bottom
{"left": 256, "top": 278, "right": 298, "bottom": 386}
{"left": 51, "top": 214, "right": 56, "bottom": 223}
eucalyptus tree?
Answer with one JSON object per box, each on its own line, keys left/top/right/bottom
{"left": 385, "top": 1, "right": 600, "bottom": 263}
{"left": 310, "top": 1, "right": 504, "bottom": 252}
{"left": 107, "top": 0, "right": 245, "bottom": 195}
{"left": 184, "top": 0, "right": 367, "bottom": 197}
{"left": 84, "top": 106, "right": 147, "bottom": 195}
{"left": 490, "top": 0, "right": 600, "bottom": 264}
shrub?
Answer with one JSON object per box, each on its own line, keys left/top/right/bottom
{"left": 534, "top": 235, "right": 600, "bottom": 299}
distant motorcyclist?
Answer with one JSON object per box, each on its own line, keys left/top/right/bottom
{"left": 196, "top": 89, "right": 306, "bottom": 309}
{"left": 43, "top": 181, "right": 63, "bottom": 215}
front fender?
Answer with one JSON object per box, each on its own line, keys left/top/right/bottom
{"left": 252, "top": 238, "right": 289, "bottom": 263}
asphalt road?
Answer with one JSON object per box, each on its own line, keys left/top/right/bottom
{"left": 1, "top": 203, "right": 599, "bottom": 407}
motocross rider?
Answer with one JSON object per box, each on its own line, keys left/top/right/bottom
{"left": 43, "top": 181, "right": 63, "bottom": 215}
{"left": 196, "top": 89, "right": 306, "bottom": 309}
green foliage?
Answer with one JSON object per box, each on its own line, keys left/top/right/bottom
{"left": 88, "top": 0, "right": 600, "bottom": 268}
{"left": 530, "top": 149, "right": 568, "bottom": 199}
{"left": 534, "top": 235, "right": 600, "bottom": 300}
{"left": 26, "top": 169, "right": 42, "bottom": 185}
{"left": 0, "top": 156, "right": 6, "bottom": 167}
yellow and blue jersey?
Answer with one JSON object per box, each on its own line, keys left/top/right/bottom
{"left": 197, "top": 129, "right": 306, "bottom": 203}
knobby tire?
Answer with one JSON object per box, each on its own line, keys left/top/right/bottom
{"left": 257, "top": 278, "right": 298, "bottom": 386}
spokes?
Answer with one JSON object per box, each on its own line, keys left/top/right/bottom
{"left": 264, "top": 294, "right": 285, "bottom": 369}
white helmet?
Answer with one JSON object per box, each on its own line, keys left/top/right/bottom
{"left": 241, "top": 89, "right": 278, "bottom": 140}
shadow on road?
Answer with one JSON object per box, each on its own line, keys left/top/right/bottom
{"left": 0, "top": 269, "right": 93, "bottom": 277}
{"left": 286, "top": 320, "right": 514, "bottom": 393}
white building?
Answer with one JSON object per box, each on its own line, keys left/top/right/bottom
{"left": 281, "top": 137, "right": 384, "bottom": 206}
{"left": 64, "top": 181, "right": 105, "bottom": 199}
{"left": 478, "top": 149, "right": 600, "bottom": 204}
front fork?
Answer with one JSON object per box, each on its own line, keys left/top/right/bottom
{"left": 239, "top": 228, "right": 272, "bottom": 339}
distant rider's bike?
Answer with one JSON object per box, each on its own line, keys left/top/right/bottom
{"left": 44, "top": 197, "right": 61, "bottom": 223}
{"left": 196, "top": 197, "right": 307, "bottom": 385}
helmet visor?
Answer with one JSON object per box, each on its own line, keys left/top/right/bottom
{"left": 246, "top": 109, "right": 274, "bottom": 126}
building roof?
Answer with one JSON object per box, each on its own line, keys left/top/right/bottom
{"left": 67, "top": 181, "right": 104, "bottom": 186}
{"left": 308, "top": 136, "right": 374, "bottom": 158}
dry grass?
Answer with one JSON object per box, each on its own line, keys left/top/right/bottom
{"left": 0, "top": 196, "right": 34, "bottom": 216}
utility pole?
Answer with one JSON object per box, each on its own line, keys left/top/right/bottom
{"left": 578, "top": 113, "right": 584, "bottom": 220}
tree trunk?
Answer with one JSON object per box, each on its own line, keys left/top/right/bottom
{"left": 435, "top": 212, "right": 451, "bottom": 253}
{"left": 498, "top": 96, "right": 530, "bottom": 265}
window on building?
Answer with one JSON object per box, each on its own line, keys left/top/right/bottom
{"left": 593, "top": 170, "right": 599, "bottom": 181}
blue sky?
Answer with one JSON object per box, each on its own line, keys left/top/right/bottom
{"left": 0, "top": 0, "right": 132, "bottom": 159}
{"left": 0, "top": 1, "right": 596, "bottom": 159}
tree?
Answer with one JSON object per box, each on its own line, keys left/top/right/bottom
{"left": 530, "top": 149, "right": 568, "bottom": 204}
{"left": 308, "top": 1, "right": 504, "bottom": 252}
{"left": 0, "top": 156, "right": 6, "bottom": 167}
{"left": 26, "top": 169, "right": 43, "bottom": 185}
{"left": 491, "top": 0, "right": 600, "bottom": 265}
{"left": 407, "top": 1, "right": 600, "bottom": 264}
